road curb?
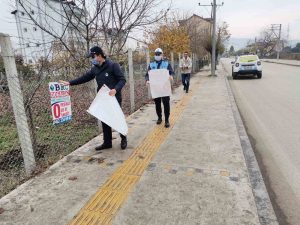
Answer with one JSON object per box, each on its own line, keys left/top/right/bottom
{"left": 221, "top": 63, "right": 279, "bottom": 225}
{"left": 262, "top": 60, "right": 300, "bottom": 67}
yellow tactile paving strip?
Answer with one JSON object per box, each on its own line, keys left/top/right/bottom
{"left": 69, "top": 85, "right": 196, "bottom": 225}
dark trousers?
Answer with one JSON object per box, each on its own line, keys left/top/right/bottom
{"left": 102, "top": 96, "right": 126, "bottom": 145}
{"left": 181, "top": 73, "right": 191, "bottom": 91}
{"left": 102, "top": 122, "right": 126, "bottom": 145}
{"left": 154, "top": 96, "right": 170, "bottom": 122}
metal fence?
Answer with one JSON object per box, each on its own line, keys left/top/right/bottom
{"left": 0, "top": 34, "right": 208, "bottom": 198}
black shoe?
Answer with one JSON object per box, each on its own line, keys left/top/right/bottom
{"left": 157, "top": 117, "right": 162, "bottom": 125}
{"left": 183, "top": 86, "right": 186, "bottom": 91}
{"left": 121, "top": 137, "right": 127, "bottom": 150}
{"left": 95, "top": 143, "right": 112, "bottom": 151}
{"left": 186, "top": 90, "right": 189, "bottom": 93}
{"left": 165, "top": 121, "right": 170, "bottom": 128}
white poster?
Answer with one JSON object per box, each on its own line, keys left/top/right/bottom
{"left": 87, "top": 85, "right": 128, "bottom": 136}
{"left": 148, "top": 69, "right": 172, "bottom": 98}
{"left": 49, "top": 82, "right": 72, "bottom": 125}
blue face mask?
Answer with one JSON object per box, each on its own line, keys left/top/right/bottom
{"left": 91, "top": 59, "right": 99, "bottom": 65}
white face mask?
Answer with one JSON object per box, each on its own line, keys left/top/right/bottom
{"left": 154, "top": 55, "right": 162, "bottom": 61}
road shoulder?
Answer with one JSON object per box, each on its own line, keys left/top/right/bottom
{"left": 221, "top": 61, "right": 278, "bottom": 225}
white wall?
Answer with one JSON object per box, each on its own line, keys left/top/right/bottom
{"left": 15, "top": 0, "right": 84, "bottom": 64}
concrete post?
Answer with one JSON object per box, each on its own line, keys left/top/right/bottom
{"left": 93, "top": 79, "right": 103, "bottom": 133}
{"left": 193, "top": 54, "right": 197, "bottom": 72}
{"left": 170, "top": 52, "right": 175, "bottom": 68}
{"left": 170, "top": 52, "right": 175, "bottom": 82}
{"left": 128, "top": 48, "right": 135, "bottom": 113}
{"left": 146, "top": 48, "right": 151, "bottom": 99}
{"left": 192, "top": 53, "right": 195, "bottom": 73}
{"left": 178, "top": 53, "right": 181, "bottom": 83}
{"left": 0, "top": 72, "right": 4, "bottom": 92}
{"left": 19, "top": 71, "right": 23, "bottom": 84}
{"left": 0, "top": 33, "right": 36, "bottom": 174}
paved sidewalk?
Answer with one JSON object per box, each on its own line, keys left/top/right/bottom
{"left": 0, "top": 71, "right": 198, "bottom": 225}
{"left": 0, "top": 66, "right": 277, "bottom": 225}
{"left": 113, "top": 70, "right": 263, "bottom": 225}
{"left": 261, "top": 59, "right": 300, "bottom": 66}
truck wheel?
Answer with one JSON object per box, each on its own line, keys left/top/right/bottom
{"left": 232, "top": 73, "right": 238, "bottom": 80}
{"left": 257, "top": 72, "right": 262, "bottom": 79}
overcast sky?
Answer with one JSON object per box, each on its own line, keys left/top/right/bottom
{"left": 171, "top": 0, "right": 300, "bottom": 40}
{"left": 0, "top": 0, "right": 299, "bottom": 44}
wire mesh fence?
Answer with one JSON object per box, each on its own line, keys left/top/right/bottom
{"left": 0, "top": 36, "right": 209, "bottom": 198}
{"left": 0, "top": 71, "right": 100, "bottom": 197}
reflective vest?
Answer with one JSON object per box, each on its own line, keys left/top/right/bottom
{"left": 150, "top": 60, "right": 169, "bottom": 70}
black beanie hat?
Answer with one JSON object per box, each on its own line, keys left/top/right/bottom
{"left": 86, "top": 46, "right": 106, "bottom": 58}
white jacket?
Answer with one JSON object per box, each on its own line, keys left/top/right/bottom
{"left": 179, "top": 57, "right": 192, "bottom": 74}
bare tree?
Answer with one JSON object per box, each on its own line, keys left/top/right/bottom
{"left": 16, "top": 0, "right": 170, "bottom": 61}
{"left": 16, "top": 0, "right": 107, "bottom": 61}
{"left": 203, "top": 22, "right": 230, "bottom": 63}
{"left": 98, "top": 0, "right": 170, "bottom": 59}
{"left": 236, "top": 26, "right": 288, "bottom": 58}
{"left": 256, "top": 29, "right": 279, "bottom": 57}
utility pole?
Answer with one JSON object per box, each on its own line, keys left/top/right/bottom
{"left": 211, "top": 0, "right": 217, "bottom": 76}
{"left": 287, "top": 24, "right": 290, "bottom": 47}
{"left": 199, "top": 1, "right": 224, "bottom": 76}
{"left": 277, "top": 24, "right": 282, "bottom": 60}
{"left": 271, "top": 24, "right": 282, "bottom": 60}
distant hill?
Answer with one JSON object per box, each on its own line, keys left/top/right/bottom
{"left": 226, "top": 37, "right": 252, "bottom": 51}
{"left": 288, "top": 40, "right": 300, "bottom": 47}
{"left": 226, "top": 37, "right": 300, "bottom": 51}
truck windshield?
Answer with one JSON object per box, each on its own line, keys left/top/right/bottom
{"left": 239, "top": 56, "right": 258, "bottom": 62}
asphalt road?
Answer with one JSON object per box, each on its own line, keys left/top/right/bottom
{"left": 221, "top": 58, "right": 300, "bottom": 225}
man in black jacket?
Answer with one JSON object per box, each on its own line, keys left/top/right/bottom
{"left": 60, "top": 46, "right": 127, "bottom": 150}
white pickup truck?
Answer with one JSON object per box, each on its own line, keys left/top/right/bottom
{"left": 231, "top": 55, "right": 262, "bottom": 79}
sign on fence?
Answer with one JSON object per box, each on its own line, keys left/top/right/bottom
{"left": 87, "top": 85, "right": 128, "bottom": 136}
{"left": 148, "top": 69, "right": 172, "bottom": 98}
{"left": 49, "top": 82, "right": 72, "bottom": 125}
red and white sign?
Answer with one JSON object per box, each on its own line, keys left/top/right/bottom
{"left": 49, "top": 82, "right": 72, "bottom": 125}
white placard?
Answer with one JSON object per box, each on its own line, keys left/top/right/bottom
{"left": 87, "top": 85, "right": 128, "bottom": 136}
{"left": 149, "top": 69, "right": 172, "bottom": 98}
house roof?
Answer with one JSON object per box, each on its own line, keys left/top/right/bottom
{"left": 179, "top": 14, "right": 213, "bottom": 25}
{"left": 50, "top": 0, "right": 76, "bottom": 6}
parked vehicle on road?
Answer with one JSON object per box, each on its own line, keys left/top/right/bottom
{"left": 231, "top": 55, "right": 262, "bottom": 79}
